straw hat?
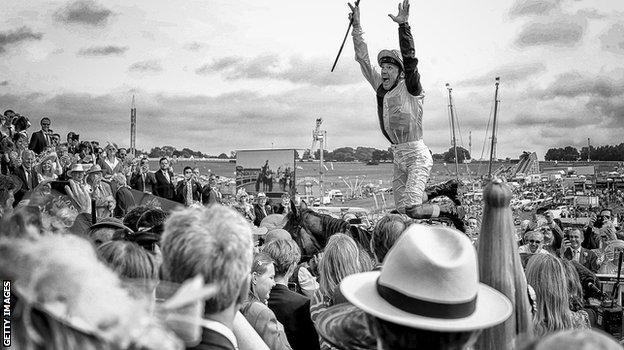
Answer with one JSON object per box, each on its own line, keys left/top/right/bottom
{"left": 340, "top": 224, "right": 512, "bottom": 331}
{"left": 66, "top": 163, "right": 87, "bottom": 176}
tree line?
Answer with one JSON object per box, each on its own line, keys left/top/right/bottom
{"left": 545, "top": 143, "right": 624, "bottom": 161}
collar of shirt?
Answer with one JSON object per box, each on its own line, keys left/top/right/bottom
{"left": 199, "top": 318, "right": 238, "bottom": 350}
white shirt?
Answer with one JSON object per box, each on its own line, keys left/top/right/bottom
{"left": 572, "top": 248, "right": 581, "bottom": 262}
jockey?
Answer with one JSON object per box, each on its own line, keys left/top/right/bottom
{"left": 349, "top": 0, "right": 463, "bottom": 228}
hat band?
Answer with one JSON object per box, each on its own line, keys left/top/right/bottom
{"left": 376, "top": 278, "right": 477, "bottom": 319}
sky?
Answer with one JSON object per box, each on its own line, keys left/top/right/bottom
{"left": 1, "top": 0, "right": 623, "bottom": 159}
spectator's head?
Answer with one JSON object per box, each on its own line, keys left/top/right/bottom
{"left": 183, "top": 166, "right": 193, "bottom": 180}
{"left": 526, "top": 329, "right": 622, "bottom": 350}
{"left": 262, "top": 238, "right": 301, "bottom": 280}
{"left": 67, "top": 131, "right": 79, "bottom": 146}
{"left": 371, "top": 214, "right": 409, "bottom": 264}
{"left": 40, "top": 117, "right": 51, "bottom": 132}
{"left": 256, "top": 192, "right": 267, "bottom": 205}
{"left": 264, "top": 228, "right": 291, "bottom": 243}
{"left": 88, "top": 218, "right": 133, "bottom": 246}
{"left": 78, "top": 141, "right": 92, "bottom": 156}
{"left": 85, "top": 164, "right": 103, "bottom": 185}
{"left": 160, "top": 206, "right": 253, "bottom": 316}
{"left": 51, "top": 133, "right": 60, "bottom": 147}
{"left": 525, "top": 253, "right": 572, "bottom": 336}
{"left": 467, "top": 217, "right": 478, "bottom": 231}
{"left": 12, "top": 115, "right": 30, "bottom": 132}
{"left": 97, "top": 240, "right": 159, "bottom": 280}
{"left": 111, "top": 173, "right": 128, "bottom": 188}
{"left": 339, "top": 225, "right": 512, "bottom": 350}
{"left": 603, "top": 240, "right": 624, "bottom": 265}
{"left": 67, "top": 163, "right": 86, "bottom": 183}
{"left": 123, "top": 206, "right": 150, "bottom": 232}
{"left": 38, "top": 156, "right": 54, "bottom": 175}
{"left": 319, "top": 233, "right": 364, "bottom": 299}
{"left": 524, "top": 231, "right": 544, "bottom": 253}
{"left": 21, "top": 150, "right": 35, "bottom": 169}
{"left": 13, "top": 132, "right": 28, "bottom": 149}
{"left": 104, "top": 143, "right": 117, "bottom": 158}
{"left": 192, "top": 167, "right": 200, "bottom": 178}
{"left": 568, "top": 228, "right": 583, "bottom": 250}
{"left": 117, "top": 148, "right": 127, "bottom": 160}
{"left": 159, "top": 157, "right": 169, "bottom": 171}
{"left": 139, "top": 157, "right": 150, "bottom": 171}
{"left": 250, "top": 252, "right": 275, "bottom": 303}
{"left": 3, "top": 109, "right": 15, "bottom": 122}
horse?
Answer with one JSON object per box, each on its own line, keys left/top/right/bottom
{"left": 282, "top": 200, "right": 373, "bottom": 261}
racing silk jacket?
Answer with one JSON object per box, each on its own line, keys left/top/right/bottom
{"left": 352, "top": 22, "right": 424, "bottom": 145}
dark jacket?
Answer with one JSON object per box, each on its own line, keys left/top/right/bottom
{"left": 11, "top": 166, "right": 39, "bottom": 205}
{"left": 253, "top": 203, "right": 273, "bottom": 226}
{"left": 563, "top": 247, "right": 600, "bottom": 273}
{"left": 175, "top": 179, "right": 202, "bottom": 205}
{"left": 268, "top": 284, "right": 320, "bottom": 350}
{"left": 188, "top": 327, "right": 236, "bottom": 350}
{"left": 201, "top": 185, "right": 222, "bottom": 206}
{"left": 130, "top": 171, "right": 156, "bottom": 193}
{"left": 28, "top": 130, "right": 48, "bottom": 154}
{"left": 153, "top": 169, "right": 176, "bottom": 200}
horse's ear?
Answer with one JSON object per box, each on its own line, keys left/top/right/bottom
{"left": 290, "top": 199, "right": 298, "bottom": 218}
{"left": 300, "top": 200, "right": 308, "bottom": 211}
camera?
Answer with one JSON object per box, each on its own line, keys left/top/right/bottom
{"left": 595, "top": 215, "right": 604, "bottom": 229}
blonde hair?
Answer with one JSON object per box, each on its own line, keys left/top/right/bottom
{"left": 525, "top": 254, "right": 573, "bottom": 336}
{"left": 319, "top": 233, "right": 363, "bottom": 299}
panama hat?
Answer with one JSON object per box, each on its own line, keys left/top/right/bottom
{"left": 340, "top": 224, "right": 512, "bottom": 332}
{"left": 66, "top": 163, "right": 87, "bottom": 176}
{"left": 377, "top": 49, "right": 404, "bottom": 71}
{"left": 316, "top": 303, "right": 376, "bottom": 350}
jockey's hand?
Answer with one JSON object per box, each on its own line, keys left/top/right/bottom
{"left": 389, "top": 0, "right": 409, "bottom": 24}
{"left": 348, "top": 2, "right": 360, "bottom": 27}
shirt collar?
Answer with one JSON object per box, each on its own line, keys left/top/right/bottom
{"left": 199, "top": 318, "right": 238, "bottom": 350}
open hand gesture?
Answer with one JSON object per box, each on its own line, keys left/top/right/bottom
{"left": 347, "top": 2, "right": 360, "bottom": 26}
{"left": 388, "top": 0, "right": 409, "bottom": 24}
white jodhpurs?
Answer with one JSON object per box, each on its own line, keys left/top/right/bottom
{"left": 391, "top": 140, "right": 433, "bottom": 213}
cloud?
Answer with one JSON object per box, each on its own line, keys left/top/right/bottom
{"left": 600, "top": 23, "right": 624, "bottom": 55}
{"left": 538, "top": 71, "right": 624, "bottom": 99}
{"left": 54, "top": 0, "right": 113, "bottom": 27}
{"left": 184, "top": 42, "right": 207, "bottom": 52}
{"left": 77, "top": 45, "right": 128, "bottom": 56}
{"left": 458, "top": 62, "right": 546, "bottom": 87}
{"left": 128, "top": 60, "right": 163, "bottom": 73}
{"left": 576, "top": 8, "right": 607, "bottom": 20}
{"left": 196, "top": 54, "right": 361, "bottom": 86}
{"left": 0, "top": 81, "right": 8, "bottom": 86}
{"left": 515, "top": 15, "right": 587, "bottom": 47}
{"left": 0, "top": 26, "right": 44, "bottom": 54}
{"left": 509, "top": 0, "right": 562, "bottom": 18}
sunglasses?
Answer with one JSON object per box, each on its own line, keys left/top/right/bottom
{"left": 528, "top": 240, "right": 542, "bottom": 244}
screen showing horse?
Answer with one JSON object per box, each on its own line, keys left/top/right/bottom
{"left": 236, "top": 149, "right": 296, "bottom": 195}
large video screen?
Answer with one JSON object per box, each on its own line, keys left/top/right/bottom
{"left": 236, "top": 149, "right": 296, "bottom": 195}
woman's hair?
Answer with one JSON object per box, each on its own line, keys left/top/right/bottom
{"left": 97, "top": 240, "right": 159, "bottom": 280}
{"left": 525, "top": 254, "right": 573, "bottom": 336}
{"left": 261, "top": 239, "right": 301, "bottom": 277}
{"left": 319, "top": 233, "right": 363, "bottom": 299}
{"left": 560, "top": 259, "right": 584, "bottom": 311}
{"left": 183, "top": 166, "right": 192, "bottom": 173}
{"left": 523, "top": 231, "right": 543, "bottom": 244}
{"left": 371, "top": 214, "right": 410, "bottom": 263}
{"left": 250, "top": 252, "right": 273, "bottom": 298}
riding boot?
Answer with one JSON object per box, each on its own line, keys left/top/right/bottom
{"left": 425, "top": 179, "right": 461, "bottom": 206}
{"left": 439, "top": 203, "right": 466, "bottom": 233}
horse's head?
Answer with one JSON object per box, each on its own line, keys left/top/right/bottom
{"left": 283, "top": 200, "right": 324, "bottom": 259}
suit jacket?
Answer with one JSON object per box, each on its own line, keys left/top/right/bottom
{"left": 175, "top": 179, "right": 202, "bottom": 205}
{"left": 563, "top": 247, "right": 599, "bottom": 273}
{"left": 153, "top": 169, "right": 176, "bottom": 200}
{"left": 188, "top": 327, "right": 236, "bottom": 350}
{"left": 113, "top": 186, "right": 136, "bottom": 218}
{"left": 28, "top": 130, "right": 48, "bottom": 154}
{"left": 12, "top": 166, "right": 39, "bottom": 205}
{"left": 130, "top": 171, "right": 156, "bottom": 193}
{"left": 268, "top": 284, "right": 320, "bottom": 350}
{"left": 253, "top": 203, "right": 273, "bottom": 227}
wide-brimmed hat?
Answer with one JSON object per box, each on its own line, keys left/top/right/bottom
{"left": 315, "top": 303, "right": 376, "bottom": 350}
{"left": 66, "top": 163, "right": 87, "bottom": 176}
{"left": 377, "top": 49, "right": 404, "bottom": 71}
{"left": 340, "top": 224, "right": 512, "bottom": 332}
{"left": 85, "top": 164, "right": 103, "bottom": 175}
{"left": 257, "top": 192, "right": 267, "bottom": 198}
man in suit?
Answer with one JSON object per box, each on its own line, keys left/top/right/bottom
{"left": 11, "top": 150, "right": 39, "bottom": 205}
{"left": 153, "top": 157, "right": 175, "bottom": 200}
{"left": 130, "top": 157, "right": 156, "bottom": 193}
{"left": 175, "top": 166, "right": 202, "bottom": 206}
{"left": 263, "top": 239, "right": 320, "bottom": 350}
{"left": 201, "top": 174, "right": 222, "bottom": 206}
{"left": 160, "top": 206, "right": 254, "bottom": 350}
{"left": 253, "top": 192, "right": 273, "bottom": 226}
{"left": 562, "top": 228, "right": 600, "bottom": 273}
{"left": 28, "top": 117, "right": 52, "bottom": 154}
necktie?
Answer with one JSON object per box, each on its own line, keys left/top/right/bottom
{"left": 44, "top": 133, "right": 50, "bottom": 146}
{"left": 186, "top": 181, "right": 193, "bottom": 206}
{"left": 574, "top": 250, "right": 580, "bottom": 262}
{"left": 25, "top": 169, "right": 30, "bottom": 189}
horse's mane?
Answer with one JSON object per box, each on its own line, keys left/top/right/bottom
{"left": 302, "top": 209, "right": 349, "bottom": 236}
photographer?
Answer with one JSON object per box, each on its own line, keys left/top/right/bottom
{"left": 582, "top": 209, "right": 617, "bottom": 250}
{"left": 175, "top": 166, "right": 201, "bottom": 206}
{"left": 130, "top": 157, "right": 156, "bottom": 193}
